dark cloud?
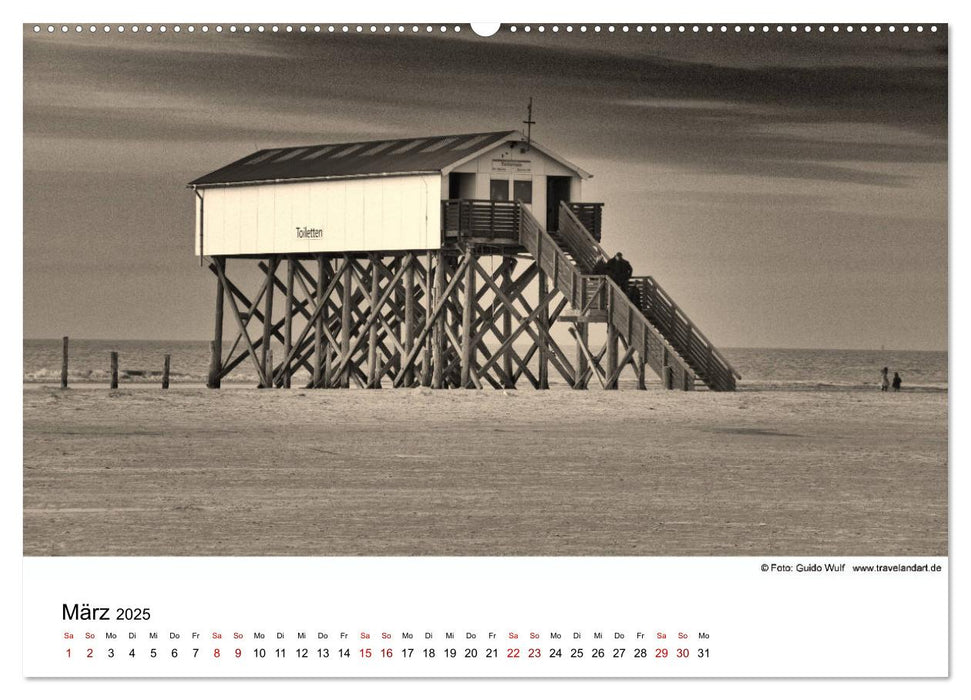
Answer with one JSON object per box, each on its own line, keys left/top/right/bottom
{"left": 22, "top": 26, "right": 947, "bottom": 348}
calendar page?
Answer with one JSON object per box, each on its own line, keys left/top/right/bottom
{"left": 18, "top": 2, "right": 954, "bottom": 690}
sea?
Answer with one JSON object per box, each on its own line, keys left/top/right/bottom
{"left": 23, "top": 339, "right": 948, "bottom": 392}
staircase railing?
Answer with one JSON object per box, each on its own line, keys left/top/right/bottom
{"left": 630, "top": 276, "right": 740, "bottom": 390}
{"left": 557, "top": 203, "right": 609, "bottom": 273}
{"left": 518, "top": 203, "right": 696, "bottom": 390}
{"left": 551, "top": 201, "right": 738, "bottom": 391}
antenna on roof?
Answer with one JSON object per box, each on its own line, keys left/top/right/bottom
{"left": 522, "top": 96, "right": 535, "bottom": 151}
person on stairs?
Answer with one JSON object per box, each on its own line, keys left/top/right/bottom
{"left": 606, "top": 252, "right": 635, "bottom": 302}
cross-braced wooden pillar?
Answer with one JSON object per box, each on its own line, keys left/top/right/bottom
{"left": 460, "top": 249, "right": 476, "bottom": 389}
{"left": 500, "top": 256, "right": 516, "bottom": 388}
{"left": 207, "top": 256, "right": 225, "bottom": 389}
{"left": 259, "top": 255, "right": 278, "bottom": 388}
{"left": 207, "top": 247, "right": 584, "bottom": 391}
{"left": 282, "top": 256, "right": 295, "bottom": 389}
{"left": 313, "top": 255, "right": 328, "bottom": 389}
{"left": 537, "top": 269, "right": 550, "bottom": 390}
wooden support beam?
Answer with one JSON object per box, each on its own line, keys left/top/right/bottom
{"left": 537, "top": 269, "right": 550, "bottom": 390}
{"left": 574, "top": 322, "right": 588, "bottom": 389}
{"left": 432, "top": 252, "right": 446, "bottom": 389}
{"left": 341, "top": 258, "right": 352, "bottom": 389}
{"left": 212, "top": 262, "right": 269, "bottom": 372}
{"left": 331, "top": 254, "right": 412, "bottom": 381}
{"left": 569, "top": 326, "right": 607, "bottom": 389}
{"left": 403, "top": 257, "right": 416, "bottom": 387}
{"left": 214, "top": 259, "right": 269, "bottom": 386}
{"left": 476, "top": 286, "right": 561, "bottom": 377}
{"left": 283, "top": 256, "right": 295, "bottom": 388}
{"left": 605, "top": 341, "right": 637, "bottom": 389}
{"left": 501, "top": 256, "right": 515, "bottom": 387}
{"left": 460, "top": 250, "right": 475, "bottom": 389}
{"left": 421, "top": 251, "right": 434, "bottom": 387}
{"left": 394, "top": 254, "right": 471, "bottom": 388}
{"left": 260, "top": 255, "right": 278, "bottom": 388}
{"left": 314, "top": 255, "right": 327, "bottom": 388}
{"left": 439, "top": 294, "right": 513, "bottom": 389}
{"left": 605, "top": 285, "right": 619, "bottom": 390}
{"left": 208, "top": 256, "right": 224, "bottom": 389}
{"left": 470, "top": 259, "right": 575, "bottom": 385}
{"left": 368, "top": 255, "right": 380, "bottom": 388}
{"left": 219, "top": 270, "right": 315, "bottom": 381}
{"left": 274, "top": 260, "right": 348, "bottom": 384}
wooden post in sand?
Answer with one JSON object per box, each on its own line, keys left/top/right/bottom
{"left": 162, "top": 354, "right": 171, "bottom": 389}
{"left": 605, "top": 286, "right": 619, "bottom": 391}
{"left": 207, "top": 257, "right": 224, "bottom": 389}
{"left": 110, "top": 351, "right": 118, "bottom": 389}
{"left": 208, "top": 341, "right": 220, "bottom": 389}
{"left": 61, "top": 336, "right": 69, "bottom": 389}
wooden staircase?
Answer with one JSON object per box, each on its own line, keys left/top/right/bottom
{"left": 524, "top": 203, "right": 739, "bottom": 391}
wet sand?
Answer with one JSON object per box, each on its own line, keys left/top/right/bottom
{"left": 23, "top": 385, "right": 947, "bottom": 556}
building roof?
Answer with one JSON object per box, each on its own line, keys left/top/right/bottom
{"left": 189, "top": 130, "right": 590, "bottom": 187}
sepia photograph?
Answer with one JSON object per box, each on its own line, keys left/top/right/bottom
{"left": 23, "top": 23, "right": 947, "bottom": 557}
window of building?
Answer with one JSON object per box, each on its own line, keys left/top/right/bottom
{"left": 513, "top": 180, "right": 533, "bottom": 203}
{"left": 490, "top": 179, "right": 510, "bottom": 201}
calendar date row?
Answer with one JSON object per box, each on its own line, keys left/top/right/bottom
{"left": 66, "top": 646, "right": 711, "bottom": 660}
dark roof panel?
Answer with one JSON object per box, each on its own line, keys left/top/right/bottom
{"left": 189, "top": 131, "right": 519, "bottom": 186}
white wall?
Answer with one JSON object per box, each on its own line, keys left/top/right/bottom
{"left": 446, "top": 141, "right": 583, "bottom": 221}
{"left": 196, "top": 174, "right": 442, "bottom": 256}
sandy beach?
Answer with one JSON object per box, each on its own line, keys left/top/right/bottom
{"left": 23, "top": 385, "right": 947, "bottom": 556}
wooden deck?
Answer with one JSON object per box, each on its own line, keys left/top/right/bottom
{"left": 441, "top": 199, "right": 604, "bottom": 244}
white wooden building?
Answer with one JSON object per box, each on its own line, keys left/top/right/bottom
{"left": 190, "top": 130, "right": 591, "bottom": 256}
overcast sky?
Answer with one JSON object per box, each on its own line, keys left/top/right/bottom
{"left": 23, "top": 26, "right": 947, "bottom": 349}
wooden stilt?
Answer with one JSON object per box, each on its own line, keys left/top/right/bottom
{"left": 432, "top": 252, "right": 445, "bottom": 389}
{"left": 403, "top": 257, "right": 415, "bottom": 387}
{"left": 606, "top": 286, "right": 619, "bottom": 390}
{"left": 662, "top": 348, "right": 673, "bottom": 390}
{"left": 314, "top": 255, "right": 326, "bottom": 388}
{"left": 260, "top": 255, "right": 277, "bottom": 388}
{"left": 162, "top": 354, "right": 171, "bottom": 389}
{"left": 421, "top": 251, "right": 434, "bottom": 387}
{"left": 110, "top": 351, "right": 118, "bottom": 389}
{"left": 606, "top": 327, "right": 619, "bottom": 390}
{"left": 460, "top": 250, "right": 475, "bottom": 388}
{"left": 501, "top": 257, "right": 514, "bottom": 387}
{"left": 341, "top": 258, "right": 352, "bottom": 389}
{"left": 538, "top": 269, "right": 550, "bottom": 390}
{"left": 574, "top": 323, "right": 588, "bottom": 389}
{"left": 283, "top": 256, "right": 295, "bottom": 388}
{"left": 368, "top": 255, "right": 380, "bottom": 388}
{"left": 207, "top": 257, "right": 224, "bottom": 388}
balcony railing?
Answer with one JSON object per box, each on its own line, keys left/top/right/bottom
{"left": 443, "top": 199, "right": 605, "bottom": 244}
{"left": 566, "top": 202, "right": 603, "bottom": 241}
{"left": 442, "top": 199, "right": 521, "bottom": 241}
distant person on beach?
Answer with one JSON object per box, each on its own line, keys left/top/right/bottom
{"left": 880, "top": 366, "right": 890, "bottom": 392}
{"left": 892, "top": 372, "right": 902, "bottom": 392}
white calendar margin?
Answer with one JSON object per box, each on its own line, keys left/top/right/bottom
{"left": 7, "top": 0, "right": 965, "bottom": 695}
{"left": 23, "top": 556, "right": 947, "bottom": 678}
